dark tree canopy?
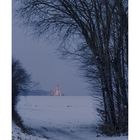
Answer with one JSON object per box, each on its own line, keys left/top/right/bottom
{"left": 12, "top": 59, "right": 31, "bottom": 131}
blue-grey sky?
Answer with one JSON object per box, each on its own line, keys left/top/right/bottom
{"left": 13, "top": 23, "right": 90, "bottom": 95}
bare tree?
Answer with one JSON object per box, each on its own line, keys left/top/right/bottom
{"left": 12, "top": 59, "right": 31, "bottom": 132}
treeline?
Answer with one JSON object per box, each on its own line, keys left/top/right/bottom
{"left": 12, "top": 59, "right": 31, "bottom": 132}
{"left": 16, "top": 0, "right": 128, "bottom": 135}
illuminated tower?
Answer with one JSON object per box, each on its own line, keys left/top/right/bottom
{"left": 51, "top": 85, "right": 62, "bottom": 96}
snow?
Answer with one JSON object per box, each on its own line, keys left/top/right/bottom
{"left": 12, "top": 123, "right": 47, "bottom": 140}
{"left": 13, "top": 96, "right": 128, "bottom": 140}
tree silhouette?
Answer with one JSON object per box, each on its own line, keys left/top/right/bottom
{"left": 12, "top": 59, "right": 31, "bottom": 132}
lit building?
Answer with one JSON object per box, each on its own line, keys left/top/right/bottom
{"left": 51, "top": 85, "right": 63, "bottom": 96}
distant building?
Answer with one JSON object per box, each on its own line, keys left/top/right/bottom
{"left": 51, "top": 85, "right": 63, "bottom": 96}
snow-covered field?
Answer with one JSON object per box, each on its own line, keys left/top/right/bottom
{"left": 13, "top": 96, "right": 127, "bottom": 140}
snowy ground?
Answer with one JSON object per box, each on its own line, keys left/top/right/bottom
{"left": 12, "top": 123, "right": 47, "bottom": 140}
{"left": 13, "top": 96, "right": 128, "bottom": 140}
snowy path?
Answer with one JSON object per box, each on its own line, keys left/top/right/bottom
{"left": 31, "top": 124, "right": 96, "bottom": 140}
{"left": 17, "top": 96, "right": 127, "bottom": 140}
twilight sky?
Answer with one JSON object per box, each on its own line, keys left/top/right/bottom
{"left": 12, "top": 22, "right": 90, "bottom": 96}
